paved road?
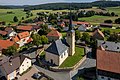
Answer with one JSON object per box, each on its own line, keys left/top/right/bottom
{"left": 22, "top": 47, "right": 96, "bottom": 80}
{"left": 34, "top": 65, "right": 71, "bottom": 80}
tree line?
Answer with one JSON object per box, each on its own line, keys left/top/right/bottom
{"left": 24, "top": 1, "right": 120, "bottom": 10}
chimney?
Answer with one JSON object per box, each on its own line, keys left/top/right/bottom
{"left": 9, "top": 56, "right": 13, "bottom": 66}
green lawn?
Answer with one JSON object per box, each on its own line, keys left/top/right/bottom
{"left": 59, "top": 47, "right": 84, "bottom": 68}
{"left": 106, "top": 7, "right": 120, "bottom": 16}
{"left": 101, "top": 28, "right": 120, "bottom": 33}
{"left": 61, "top": 32, "right": 67, "bottom": 38}
{"left": 78, "top": 15, "right": 118, "bottom": 23}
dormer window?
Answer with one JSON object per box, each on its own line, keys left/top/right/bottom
{"left": 102, "top": 41, "right": 106, "bottom": 44}
{"left": 117, "top": 47, "right": 119, "bottom": 49}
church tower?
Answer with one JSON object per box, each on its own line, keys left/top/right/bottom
{"left": 67, "top": 4, "right": 75, "bottom": 56}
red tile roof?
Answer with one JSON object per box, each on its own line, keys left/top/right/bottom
{"left": 12, "top": 35, "right": 20, "bottom": 42}
{"left": 17, "top": 26, "right": 33, "bottom": 31}
{"left": 77, "top": 22, "right": 90, "bottom": 25}
{"left": 0, "top": 40, "right": 15, "bottom": 50}
{"left": 97, "top": 49, "right": 120, "bottom": 74}
{"left": 18, "top": 31, "right": 30, "bottom": 39}
{"left": 0, "top": 30, "right": 7, "bottom": 36}
{"left": 47, "top": 30, "right": 62, "bottom": 37}
{"left": 12, "top": 32, "right": 30, "bottom": 42}
{"left": 5, "top": 27, "right": 13, "bottom": 32}
{"left": 36, "top": 21, "right": 44, "bottom": 25}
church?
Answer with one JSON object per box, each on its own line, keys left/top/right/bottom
{"left": 45, "top": 9, "right": 75, "bottom": 66}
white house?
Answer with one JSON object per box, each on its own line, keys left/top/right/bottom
{"left": 0, "top": 54, "right": 32, "bottom": 80}
{"left": 78, "top": 24, "right": 91, "bottom": 31}
{"left": 45, "top": 39, "right": 69, "bottom": 66}
{"left": 11, "top": 31, "right": 32, "bottom": 47}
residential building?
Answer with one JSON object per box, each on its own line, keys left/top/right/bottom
{"left": 16, "top": 25, "right": 40, "bottom": 34}
{"left": 97, "top": 49, "right": 120, "bottom": 80}
{"left": 0, "top": 30, "right": 7, "bottom": 36}
{"left": 78, "top": 24, "right": 91, "bottom": 32}
{"left": 92, "top": 29, "right": 105, "bottom": 40}
{"left": 0, "top": 40, "right": 16, "bottom": 56}
{"left": 100, "top": 23, "right": 112, "bottom": 28}
{"left": 5, "top": 27, "right": 17, "bottom": 38}
{"left": 47, "top": 30, "right": 62, "bottom": 42}
{"left": 0, "top": 54, "right": 32, "bottom": 80}
{"left": 11, "top": 31, "right": 32, "bottom": 47}
{"left": 97, "top": 40, "right": 120, "bottom": 52}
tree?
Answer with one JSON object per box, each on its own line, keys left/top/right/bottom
{"left": 81, "top": 32, "right": 91, "bottom": 43}
{"left": 75, "top": 30, "right": 81, "bottom": 40}
{"left": 5, "top": 46, "right": 17, "bottom": 56}
{"left": 40, "top": 35, "right": 48, "bottom": 45}
{"left": 108, "top": 33, "right": 120, "bottom": 42}
{"left": 115, "top": 18, "right": 120, "bottom": 24}
{"left": 31, "top": 33, "right": 42, "bottom": 47}
{"left": 13, "top": 16, "right": 18, "bottom": 22}
{"left": 111, "top": 12, "right": 115, "bottom": 16}
{"left": 104, "top": 20, "right": 113, "bottom": 23}
{"left": 22, "top": 17, "right": 24, "bottom": 20}
{"left": 38, "top": 24, "right": 51, "bottom": 36}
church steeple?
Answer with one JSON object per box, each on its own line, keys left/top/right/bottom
{"left": 67, "top": 3, "right": 75, "bottom": 56}
{"left": 69, "top": 3, "right": 72, "bottom": 31}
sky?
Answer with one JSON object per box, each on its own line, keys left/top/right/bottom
{"left": 0, "top": 0, "right": 119, "bottom": 5}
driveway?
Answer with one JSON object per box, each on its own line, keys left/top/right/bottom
{"left": 18, "top": 66, "right": 38, "bottom": 80}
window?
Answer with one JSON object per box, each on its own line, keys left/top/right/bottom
{"left": 101, "top": 76, "right": 104, "bottom": 79}
{"left": 22, "top": 65, "right": 24, "bottom": 66}
{"left": 27, "top": 62, "right": 28, "bottom": 63}
{"left": 64, "top": 52, "right": 65, "bottom": 56}
{"left": 108, "top": 78, "right": 111, "bottom": 80}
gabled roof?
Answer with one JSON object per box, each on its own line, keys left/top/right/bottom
{"left": 47, "top": 30, "right": 62, "bottom": 37}
{"left": 45, "top": 39, "right": 69, "bottom": 56}
{"left": 17, "top": 26, "right": 33, "bottom": 31}
{"left": 1, "top": 57, "right": 20, "bottom": 75}
{"left": 97, "top": 49, "right": 120, "bottom": 74}
{"left": 93, "top": 29, "right": 105, "bottom": 38}
{"left": 12, "top": 35, "right": 20, "bottom": 42}
{"left": 5, "top": 27, "right": 13, "bottom": 32}
{"left": 77, "top": 22, "right": 90, "bottom": 25}
{"left": 18, "top": 31, "right": 30, "bottom": 39}
{"left": 0, "top": 30, "right": 7, "bottom": 36}
{"left": 97, "top": 40, "right": 120, "bottom": 52}
{"left": 1, "top": 54, "right": 31, "bottom": 75}
{"left": 0, "top": 40, "right": 15, "bottom": 50}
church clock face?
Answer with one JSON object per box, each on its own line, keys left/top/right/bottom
{"left": 68, "top": 34, "right": 70, "bottom": 36}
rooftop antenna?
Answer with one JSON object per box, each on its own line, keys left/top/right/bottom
{"left": 69, "top": 3, "right": 72, "bottom": 31}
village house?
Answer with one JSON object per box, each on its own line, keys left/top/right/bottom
{"left": 57, "top": 21, "right": 65, "bottom": 28}
{"left": 92, "top": 29, "right": 105, "bottom": 40}
{"left": 0, "top": 30, "right": 7, "bottom": 37}
{"left": 97, "top": 40, "right": 120, "bottom": 52}
{"left": 16, "top": 25, "right": 40, "bottom": 34}
{"left": 100, "top": 23, "right": 112, "bottom": 28}
{"left": 11, "top": 31, "right": 32, "bottom": 47}
{"left": 47, "top": 30, "right": 62, "bottom": 42}
{"left": 97, "top": 49, "right": 120, "bottom": 80}
{"left": 0, "top": 40, "right": 17, "bottom": 56}
{"left": 0, "top": 54, "right": 32, "bottom": 80}
{"left": 4, "top": 27, "right": 17, "bottom": 38}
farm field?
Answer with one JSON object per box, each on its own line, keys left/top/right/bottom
{"left": 0, "top": 9, "right": 26, "bottom": 24}
{"left": 101, "top": 28, "right": 120, "bottom": 33}
{"left": 0, "top": 7, "right": 120, "bottom": 26}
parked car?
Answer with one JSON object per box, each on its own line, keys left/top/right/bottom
{"left": 32, "top": 73, "right": 41, "bottom": 79}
